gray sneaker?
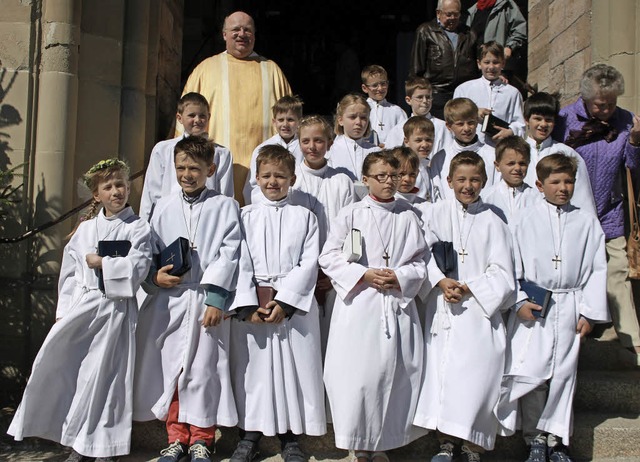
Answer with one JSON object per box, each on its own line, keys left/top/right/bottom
{"left": 189, "top": 440, "right": 212, "bottom": 462}
{"left": 158, "top": 440, "right": 188, "bottom": 462}
{"left": 431, "top": 442, "right": 455, "bottom": 462}
{"left": 460, "top": 445, "right": 481, "bottom": 462}
{"left": 526, "top": 440, "right": 547, "bottom": 462}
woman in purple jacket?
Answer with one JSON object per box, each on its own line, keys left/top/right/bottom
{"left": 554, "top": 63, "right": 640, "bottom": 365}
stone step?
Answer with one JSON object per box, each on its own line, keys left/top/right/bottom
{"left": 575, "top": 369, "right": 640, "bottom": 413}
{"left": 578, "top": 338, "right": 639, "bottom": 371}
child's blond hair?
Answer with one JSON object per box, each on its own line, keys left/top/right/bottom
{"left": 444, "top": 98, "right": 478, "bottom": 124}
{"left": 334, "top": 93, "right": 371, "bottom": 137}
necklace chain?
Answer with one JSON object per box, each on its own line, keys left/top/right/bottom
{"left": 181, "top": 192, "right": 204, "bottom": 250}
{"left": 455, "top": 205, "right": 476, "bottom": 263}
{"left": 367, "top": 205, "right": 394, "bottom": 267}
{"left": 547, "top": 204, "right": 566, "bottom": 270}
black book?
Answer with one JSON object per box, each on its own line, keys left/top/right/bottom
{"left": 432, "top": 241, "right": 457, "bottom": 277}
{"left": 519, "top": 280, "right": 553, "bottom": 318}
{"left": 97, "top": 240, "right": 132, "bottom": 292}
{"left": 157, "top": 237, "right": 192, "bottom": 276}
{"left": 481, "top": 113, "right": 510, "bottom": 138}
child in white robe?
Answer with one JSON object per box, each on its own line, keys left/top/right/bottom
{"left": 430, "top": 98, "right": 498, "bottom": 201}
{"left": 290, "top": 115, "right": 355, "bottom": 355}
{"left": 8, "top": 159, "right": 152, "bottom": 462}
{"left": 482, "top": 136, "right": 540, "bottom": 224}
{"left": 229, "top": 145, "right": 325, "bottom": 462}
{"left": 393, "top": 146, "right": 427, "bottom": 205}
{"left": 523, "top": 92, "right": 597, "bottom": 216}
{"left": 453, "top": 41, "right": 526, "bottom": 146}
{"left": 135, "top": 137, "right": 241, "bottom": 462}
{"left": 327, "top": 93, "right": 379, "bottom": 187}
{"left": 243, "top": 95, "right": 304, "bottom": 204}
{"left": 403, "top": 116, "right": 437, "bottom": 202}
{"left": 139, "top": 92, "right": 234, "bottom": 221}
{"left": 361, "top": 65, "right": 407, "bottom": 146}
{"left": 320, "top": 150, "right": 428, "bottom": 462}
{"left": 498, "top": 154, "right": 609, "bottom": 462}
{"left": 385, "top": 76, "right": 450, "bottom": 152}
{"left": 413, "top": 151, "right": 515, "bottom": 462}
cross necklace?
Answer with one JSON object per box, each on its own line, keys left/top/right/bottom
{"left": 376, "top": 103, "right": 385, "bottom": 131}
{"left": 455, "top": 205, "right": 476, "bottom": 263}
{"left": 368, "top": 205, "right": 395, "bottom": 267}
{"left": 181, "top": 191, "right": 204, "bottom": 250}
{"left": 94, "top": 210, "right": 125, "bottom": 251}
{"left": 547, "top": 204, "right": 566, "bottom": 270}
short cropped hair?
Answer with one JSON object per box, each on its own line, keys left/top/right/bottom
{"left": 390, "top": 146, "right": 420, "bottom": 172}
{"left": 335, "top": 93, "right": 371, "bottom": 137}
{"left": 298, "top": 115, "right": 334, "bottom": 141}
{"left": 405, "top": 76, "right": 432, "bottom": 98}
{"left": 272, "top": 95, "right": 303, "bottom": 119}
{"left": 449, "top": 151, "right": 487, "bottom": 185}
{"left": 175, "top": 136, "right": 215, "bottom": 165}
{"left": 362, "top": 150, "right": 399, "bottom": 177}
{"left": 444, "top": 98, "right": 478, "bottom": 124}
{"left": 524, "top": 92, "right": 561, "bottom": 119}
{"left": 495, "top": 136, "right": 531, "bottom": 163}
{"left": 256, "top": 144, "right": 296, "bottom": 175}
{"left": 536, "top": 153, "right": 578, "bottom": 183}
{"left": 361, "top": 65, "right": 388, "bottom": 84}
{"left": 580, "top": 63, "right": 625, "bottom": 101}
{"left": 478, "top": 41, "right": 505, "bottom": 61}
{"left": 403, "top": 116, "right": 435, "bottom": 138}
{"left": 177, "top": 92, "right": 210, "bottom": 114}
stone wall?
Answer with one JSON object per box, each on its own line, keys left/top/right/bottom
{"left": 528, "top": 0, "right": 640, "bottom": 114}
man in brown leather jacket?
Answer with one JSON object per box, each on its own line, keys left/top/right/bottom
{"left": 409, "top": 0, "right": 479, "bottom": 119}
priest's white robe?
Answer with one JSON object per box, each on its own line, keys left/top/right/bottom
{"left": 497, "top": 200, "right": 609, "bottom": 445}
{"left": 481, "top": 180, "right": 541, "bottom": 224}
{"left": 327, "top": 135, "right": 380, "bottom": 182}
{"left": 178, "top": 51, "right": 292, "bottom": 201}
{"left": 133, "top": 189, "right": 241, "bottom": 428}
{"left": 319, "top": 196, "right": 429, "bottom": 451}
{"left": 243, "top": 134, "right": 304, "bottom": 204}
{"left": 8, "top": 207, "right": 152, "bottom": 457}
{"left": 230, "top": 195, "right": 326, "bottom": 437}
{"left": 413, "top": 199, "right": 515, "bottom": 450}
{"left": 524, "top": 137, "right": 597, "bottom": 217}
{"left": 385, "top": 113, "right": 451, "bottom": 154}
{"left": 367, "top": 98, "right": 408, "bottom": 144}
{"left": 139, "top": 136, "right": 235, "bottom": 221}
{"left": 453, "top": 77, "right": 526, "bottom": 146}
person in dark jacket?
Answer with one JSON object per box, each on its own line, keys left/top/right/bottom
{"left": 409, "top": 0, "right": 480, "bottom": 119}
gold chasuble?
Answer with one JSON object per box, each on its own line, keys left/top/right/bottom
{"left": 179, "top": 52, "right": 292, "bottom": 204}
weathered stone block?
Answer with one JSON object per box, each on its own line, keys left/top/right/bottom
{"left": 528, "top": 0, "right": 549, "bottom": 41}
{"left": 566, "top": 0, "right": 592, "bottom": 27}
{"left": 79, "top": 32, "right": 123, "bottom": 86}
{"left": 564, "top": 50, "right": 591, "bottom": 94}
{"left": 1, "top": 0, "right": 34, "bottom": 22}
{"left": 549, "top": 27, "right": 576, "bottom": 68}
{"left": 81, "top": 0, "right": 125, "bottom": 40}
{"left": 529, "top": 29, "right": 550, "bottom": 73}
{"left": 0, "top": 22, "right": 33, "bottom": 69}
{"left": 548, "top": 0, "right": 567, "bottom": 40}
{"left": 0, "top": 70, "right": 31, "bottom": 152}
{"left": 574, "top": 12, "right": 592, "bottom": 52}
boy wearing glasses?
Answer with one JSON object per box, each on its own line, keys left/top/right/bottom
{"left": 320, "top": 150, "right": 429, "bottom": 462}
{"left": 361, "top": 65, "right": 407, "bottom": 147}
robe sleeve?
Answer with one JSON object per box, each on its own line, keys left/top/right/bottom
{"left": 102, "top": 219, "right": 153, "bottom": 300}
{"left": 508, "top": 91, "right": 526, "bottom": 138}
{"left": 230, "top": 231, "right": 259, "bottom": 310}
{"left": 215, "top": 146, "right": 235, "bottom": 198}
{"left": 319, "top": 207, "right": 369, "bottom": 301}
{"left": 200, "top": 199, "right": 242, "bottom": 295}
{"left": 55, "top": 242, "right": 79, "bottom": 319}
{"left": 510, "top": 214, "right": 531, "bottom": 307}
{"left": 139, "top": 142, "right": 167, "bottom": 222}
{"left": 464, "top": 218, "right": 516, "bottom": 318}
{"left": 577, "top": 220, "right": 610, "bottom": 322}
{"left": 392, "top": 213, "right": 429, "bottom": 306}
{"left": 274, "top": 210, "right": 320, "bottom": 313}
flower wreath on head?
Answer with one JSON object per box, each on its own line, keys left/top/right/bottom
{"left": 83, "top": 158, "right": 129, "bottom": 187}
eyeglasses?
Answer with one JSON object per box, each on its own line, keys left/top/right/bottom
{"left": 364, "top": 81, "right": 389, "bottom": 90}
{"left": 366, "top": 173, "right": 401, "bottom": 183}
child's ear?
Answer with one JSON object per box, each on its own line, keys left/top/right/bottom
{"left": 207, "top": 163, "right": 217, "bottom": 178}
{"left": 446, "top": 175, "right": 453, "bottom": 188}
{"left": 176, "top": 112, "right": 183, "bottom": 124}
{"left": 535, "top": 179, "right": 544, "bottom": 192}
{"left": 494, "top": 160, "right": 500, "bottom": 171}
{"left": 289, "top": 174, "right": 297, "bottom": 187}
{"left": 477, "top": 59, "right": 482, "bottom": 70}
{"left": 361, "top": 84, "right": 369, "bottom": 94}
{"left": 403, "top": 137, "right": 409, "bottom": 146}
{"left": 405, "top": 95, "right": 412, "bottom": 105}
{"left": 327, "top": 139, "right": 334, "bottom": 150}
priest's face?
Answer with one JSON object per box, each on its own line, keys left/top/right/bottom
{"left": 363, "top": 160, "right": 399, "bottom": 200}
{"left": 256, "top": 161, "right": 296, "bottom": 201}
{"left": 448, "top": 163, "right": 484, "bottom": 206}
{"left": 536, "top": 172, "right": 575, "bottom": 206}
{"left": 175, "top": 152, "right": 216, "bottom": 197}
{"left": 223, "top": 12, "right": 255, "bottom": 59}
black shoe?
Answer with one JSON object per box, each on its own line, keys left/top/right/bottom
{"left": 230, "top": 440, "right": 259, "bottom": 462}
{"left": 548, "top": 444, "right": 573, "bottom": 462}
{"left": 282, "top": 442, "right": 307, "bottom": 462}
{"left": 158, "top": 440, "right": 188, "bottom": 462}
{"left": 526, "top": 440, "right": 547, "bottom": 462}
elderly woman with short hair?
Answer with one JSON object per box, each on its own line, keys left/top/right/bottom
{"left": 554, "top": 63, "right": 640, "bottom": 364}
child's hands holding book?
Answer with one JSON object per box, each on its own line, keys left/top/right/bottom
{"left": 85, "top": 253, "right": 103, "bottom": 269}
{"left": 516, "top": 301, "right": 542, "bottom": 321}
{"left": 154, "top": 264, "right": 182, "bottom": 288}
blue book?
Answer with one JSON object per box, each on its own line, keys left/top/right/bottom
{"left": 97, "top": 240, "right": 132, "bottom": 292}
{"left": 157, "top": 237, "right": 192, "bottom": 276}
{"left": 519, "top": 280, "right": 552, "bottom": 318}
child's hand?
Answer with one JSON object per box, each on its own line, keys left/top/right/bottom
{"left": 362, "top": 269, "right": 400, "bottom": 291}
{"left": 478, "top": 108, "right": 492, "bottom": 121}
{"left": 85, "top": 253, "right": 103, "bottom": 269}
{"left": 491, "top": 126, "right": 514, "bottom": 141}
{"left": 248, "top": 307, "right": 270, "bottom": 323}
{"left": 630, "top": 114, "right": 640, "bottom": 146}
{"left": 437, "top": 278, "right": 463, "bottom": 303}
{"left": 155, "top": 264, "right": 182, "bottom": 288}
{"left": 517, "top": 301, "right": 542, "bottom": 321}
{"left": 316, "top": 274, "right": 333, "bottom": 291}
{"left": 576, "top": 317, "right": 594, "bottom": 338}
{"left": 202, "top": 305, "right": 223, "bottom": 327}
{"left": 263, "top": 301, "right": 286, "bottom": 324}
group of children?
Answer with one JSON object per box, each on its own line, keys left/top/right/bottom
{"left": 7, "top": 39, "right": 610, "bottom": 462}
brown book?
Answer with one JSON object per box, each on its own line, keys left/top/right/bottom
{"left": 256, "top": 286, "right": 277, "bottom": 309}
